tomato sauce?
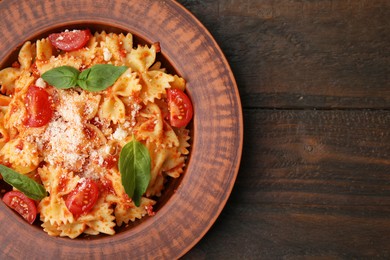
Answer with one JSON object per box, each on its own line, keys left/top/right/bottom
{"left": 15, "top": 140, "right": 24, "bottom": 150}
{"left": 57, "top": 175, "right": 69, "bottom": 192}
{"left": 83, "top": 126, "right": 96, "bottom": 139}
{"left": 102, "top": 155, "right": 117, "bottom": 169}
{"left": 89, "top": 117, "right": 103, "bottom": 129}
{"left": 98, "top": 178, "right": 116, "bottom": 195}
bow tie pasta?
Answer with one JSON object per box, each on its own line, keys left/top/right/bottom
{"left": 0, "top": 29, "right": 192, "bottom": 238}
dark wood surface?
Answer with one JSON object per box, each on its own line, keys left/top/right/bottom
{"left": 179, "top": 0, "right": 390, "bottom": 259}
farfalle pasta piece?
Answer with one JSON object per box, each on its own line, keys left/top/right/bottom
{"left": 170, "top": 75, "right": 186, "bottom": 91}
{"left": 76, "top": 199, "right": 116, "bottom": 235}
{"left": 36, "top": 38, "right": 53, "bottom": 61}
{"left": 36, "top": 54, "right": 83, "bottom": 74}
{"left": 121, "top": 33, "right": 133, "bottom": 53}
{"left": 140, "top": 70, "right": 174, "bottom": 104}
{"left": 0, "top": 41, "right": 36, "bottom": 95}
{"left": 0, "top": 138, "right": 40, "bottom": 174}
{"left": 149, "top": 61, "right": 165, "bottom": 72}
{"left": 115, "top": 197, "right": 156, "bottom": 226}
{"left": 38, "top": 166, "right": 80, "bottom": 226}
{"left": 94, "top": 31, "right": 108, "bottom": 45}
{"left": 81, "top": 92, "right": 101, "bottom": 120}
{"left": 54, "top": 221, "right": 86, "bottom": 239}
{"left": 162, "top": 150, "right": 186, "bottom": 178}
{"left": 111, "top": 68, "right": 141, "bottom": 96}
{"left": 18, "top": 41, "right": 35, "bottom": 70}
{"left": 145, "top": 140, "right": 169, "bottom": 196}
{"left": 68, "top": 39, "right": 99, "bottom": 65}
{"left": 103, "top": 33, "right": 122, "bottom": 61}
{"left": 176, "top": 128, "right": 191, "bottom": 155}
{"left": 39, "top": 195, "right": 75, "bottom": 227}
{"left": 1, "top": 72, "right": 34, "bottom": 136}
{"left": 0, "top": 67, "right": 20, "bottom": 95}
{"left": 0, "top": 112, "right": 9, "bottom": 150}
{"left": 125, "top": 44, "right": 157, "bottom": 72}
{"left": 104, "top": 167, "right": 156, "bottom": 226}
{"left": 163, "top": 122, "right": 180, "bottom": 148}
{"left": 104, "top": 169, "right": 132, "bottom": 204}
{"left": 165, "top": 164, "right": 185, "bottom": 179}
{"left": 61, "top": 224, "right": 88, "bottom": 238}
{"left": 38, "top": 165, "right": 80, "bottom": 195}
{"left": 92, "top": 32, "right": 132, "bottom": 65}
{"left": 99, "top": 68, "right": 141, "bottom": 124}
{"left": 3, "top": 98, "right": 26, "bottom": 138}
{"left": 0, "top": 73, "right": 33, "bottom": 138}
{"left": 99, "top": 95, "right": 126, "bottom": 124}
{"left": 41, "top": 221, "right": 62, "bottom": 237}
{"left": 134, "top": 103, "right": 163, "bottom": 143}
{"left": 84, "top": 123, "right": 108, "bottom": 148}
{"left": 14, "top": 70, "right": 35, "bottom": 93}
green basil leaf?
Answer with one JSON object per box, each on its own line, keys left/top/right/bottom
{"left": 78, "top": 64, "right": 128, "bottom": 92}
{"left": 0, "top": 165, "right": 47, "bottom": 200}
{"left": 119, "top": 138, "right": 151, "bottom": 207}
{"left": 41, "top": 66, "right": 79, "bottom": 89}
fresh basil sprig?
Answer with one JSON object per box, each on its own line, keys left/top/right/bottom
{"left": 41, "top": 64, "right": 127, "bottom": 92}
{"left": 119, "top": 138, "right": 151, "bottom": 207}
{"left": 0, "top": 164, "right": 47, "bottom": 200}
{"left": 77, "top": 64, "right": 128, "bottom": 92}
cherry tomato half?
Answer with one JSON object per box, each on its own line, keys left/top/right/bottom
{"left": 24, "top": 85, "right": 53, "bottom": 127}
{"left": 49, "top": 29, "right": 92, "bottom": 51}
{"left": 3, "top": 190, "right": 37, "bottom": 224}
{"left": 167, "top": 88, "right": 193, "bottom": 128}
{"left": 65, "top": 178, "right": 99, "bottom": 219}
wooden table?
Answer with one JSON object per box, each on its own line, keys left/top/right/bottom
{"left": 179, "top": 0, "right": 390, "bottom": 258}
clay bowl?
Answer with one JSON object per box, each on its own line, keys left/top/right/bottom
{"left": 0, "top": 0, "right": 243, "bottom": 258}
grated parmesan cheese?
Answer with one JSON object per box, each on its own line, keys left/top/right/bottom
{"left": 41, "top": 118, "right": 86, "bottom": 170}
{"left": 103, "top": 145, "right": 111, "bottom": 155}
{"left": 130, "top": 103, "right": 142, "bottom": 126}
{"left": 36, "top": 90, "right": 90, "bottom": 172}
{"left": 36, "top": 78, "right": 47, "bottom": 88}
{"left": 112, "top": 127, "right": 127, "bottom": 141}
{"left": 103, "top": 48, "right": 112, "bottom": 61}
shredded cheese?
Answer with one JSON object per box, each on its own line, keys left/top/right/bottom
{"left": 103, "top": 48, "right": 112, "bottom": 61}
{"left": 35, "top": 78, "right": 47, "bottom": 88}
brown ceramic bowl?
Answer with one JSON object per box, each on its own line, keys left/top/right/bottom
{"left": 0, "top": 0, "right": 243, "bottom": 258}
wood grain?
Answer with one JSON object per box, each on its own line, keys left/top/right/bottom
{"left": 179, "top": 0, "right": 390, "bottom": 109}
{"left": 184, "top": 109, "right": 390, "bottom": 259}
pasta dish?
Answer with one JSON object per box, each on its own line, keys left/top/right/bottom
{"left": 0, "top": 29, "right": 193, "bottom": 238}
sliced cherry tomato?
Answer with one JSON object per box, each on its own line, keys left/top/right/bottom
{"left": 24, "top": 85, "right": 53, "bottom": 127}
{"left": 65, "top": 178, "right": 99, "bottom": 219}
{"left": 49, "top": 29, "right": 92, "bottom": 51}
{"left": 167, "top": 88, "right": 193, "bottom": 128}
{"left": 3, "top": 190, "right": 37, "bottom": 224}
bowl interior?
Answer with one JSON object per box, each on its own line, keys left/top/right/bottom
{"left": 0, "top": 21, "right": 193, "bottom": 240}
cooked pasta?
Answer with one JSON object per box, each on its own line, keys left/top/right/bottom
{"left": 0, "top": 30, "right": 192, "bottom": 238}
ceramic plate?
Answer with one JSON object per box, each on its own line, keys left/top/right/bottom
{"left": 0, "top": 0, "right": 243, "bottom": 258}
